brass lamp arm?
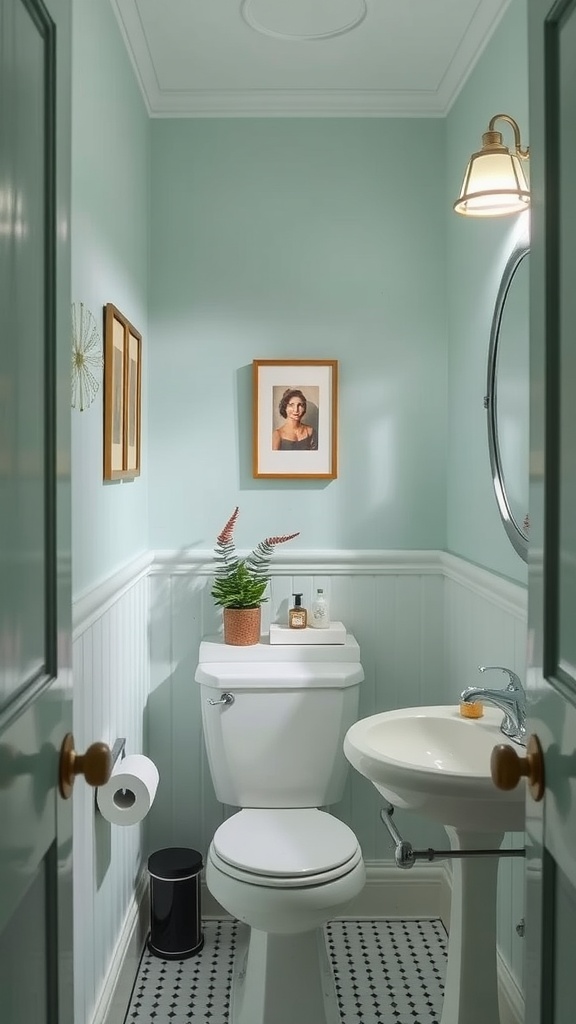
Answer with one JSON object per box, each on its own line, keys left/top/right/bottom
{"left": 488, "top": 114, "right": 529, "bottom": 159}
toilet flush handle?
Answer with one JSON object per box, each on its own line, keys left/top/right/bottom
{"left": 207, "top": 692, "right": 235, "bottom": 707}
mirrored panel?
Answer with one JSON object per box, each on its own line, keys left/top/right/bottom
{"left": 485, "top": 234, "right": 530, "bottom": 561}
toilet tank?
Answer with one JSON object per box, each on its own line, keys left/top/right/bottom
{"left": 195, "top": 635, "right": 364, "bottom": 808}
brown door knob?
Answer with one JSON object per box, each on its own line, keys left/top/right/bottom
{"left": 490, "top": 733, "right": 545, "bottom": 802}
{"left": 59, "top": 732, "right": 112, "bottom": 799}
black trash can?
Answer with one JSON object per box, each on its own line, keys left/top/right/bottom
{"left": 148, "top": 847, "right": 204, "bottom": 959}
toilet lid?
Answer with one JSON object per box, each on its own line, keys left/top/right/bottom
{"left": 212, "top": 808, "right": 359, "bottom": 878}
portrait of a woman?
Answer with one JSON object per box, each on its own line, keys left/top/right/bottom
{"left": 272, "top": 388, "right": 318, "bottom": 451}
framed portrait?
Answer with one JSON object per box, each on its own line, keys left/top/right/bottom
{"left": 103, "top": 304, "right": 142, "bottom": 481}
{"left": 253, "top": 359, "right": 338, "bottom": 479}
{"left": 124, "top": 326, "right": 142, "bottom": 475}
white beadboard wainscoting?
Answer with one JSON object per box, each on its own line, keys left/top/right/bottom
{"left": 72, "top": 553, "right": 152, "bottom": 1024}
{"left": 73, "top": 548, "right": 527, "bottom": 1024}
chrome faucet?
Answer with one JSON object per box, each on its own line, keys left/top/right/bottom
{"left": 460, "top": 666, "right": 526, "bottom": 746}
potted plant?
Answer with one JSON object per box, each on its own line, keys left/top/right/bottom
{"left": 212, "top": 507, "right": 299, "bottom": 645}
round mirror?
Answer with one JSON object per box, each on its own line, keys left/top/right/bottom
{"left": 485, "top": 235, "right": 530, "bottom": 561}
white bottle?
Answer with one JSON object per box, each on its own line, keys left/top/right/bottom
{"left": 310, "top": 588, "right": 330, "bottom": 629}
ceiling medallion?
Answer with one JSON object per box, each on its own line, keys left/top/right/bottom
{"left": 240, "top": 0, "right": 368, "bottom": 41}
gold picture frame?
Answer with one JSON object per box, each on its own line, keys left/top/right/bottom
{"left": 103, "top": 304, "right": 142, "bottom": 480}
{"left": 253, "top": 359, "right": 338, "bottom": 479}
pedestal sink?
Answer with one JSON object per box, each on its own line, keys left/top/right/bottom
{"left": 344, "top": 705, "right": 526, "bottom": 1024}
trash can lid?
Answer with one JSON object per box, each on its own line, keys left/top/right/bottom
{"left": 148, "top": 847, "right": 203, "bottom": 880}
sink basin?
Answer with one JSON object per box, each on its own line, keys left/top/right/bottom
{"left": 344, "top": 704, "right": 525, "bottom": 832}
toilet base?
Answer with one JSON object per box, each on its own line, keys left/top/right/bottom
{"left": 230, "top": 924, "right": 341, "bottom": 1024}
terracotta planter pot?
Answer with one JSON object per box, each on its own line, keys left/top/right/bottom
{"left": 223, "top": 607, "right": 262, "bottom": 646}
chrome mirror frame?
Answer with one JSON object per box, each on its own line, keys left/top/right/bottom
{"left": 485, "top": 234, "right": 530, "bottom": 562}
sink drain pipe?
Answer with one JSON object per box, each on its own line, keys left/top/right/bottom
{"left": 380, "top": 803, "right": 526, "bottom": 869}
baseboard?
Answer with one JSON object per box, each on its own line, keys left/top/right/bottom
{"left": 339, "top": 860, "right": 451, "bottom": 931}
{"left": 202, "top": 860, "right": 452, "bottom": 931}
{"left": 95, "top": 869, "right": 150, "bottom": 1024}
{"left": 497, "top": 949, "right": 524, "bottom": 1024}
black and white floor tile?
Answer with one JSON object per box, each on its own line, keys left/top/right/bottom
{"left": 326, "top": 920, "right": 447, "bottom": 1023}
{"left": 125, "top": 919, "right": 447, "bottom": 1024}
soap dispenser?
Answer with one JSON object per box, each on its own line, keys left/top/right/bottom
{"left": 289, "top": 594, "right": 307, "bottom": 629}
{"left": 310, "top": 588, "right": 330, "bottom": 629}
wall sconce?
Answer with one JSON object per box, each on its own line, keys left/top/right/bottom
{"left": 453, "top": 113, "right": 530, "bottom": 217}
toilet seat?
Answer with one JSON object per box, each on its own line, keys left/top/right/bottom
{"left": 210, "top": 808, "right": 362, "bottom": 888}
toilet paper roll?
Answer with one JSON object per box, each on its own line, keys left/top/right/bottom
{"left": 96, "top": 754, "right": 159, "bottom": 826}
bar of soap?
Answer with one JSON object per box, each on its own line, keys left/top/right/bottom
{"left": 459, "top": 701, "right": 484, "bottom": 719}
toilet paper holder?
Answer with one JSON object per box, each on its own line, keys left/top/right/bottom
{"left": 95, "top": 741, "right": 160, "bottom": 825}
{"left": 94, "top": 738, "right": 125, "bottom": 813}
{"left": 111, "top": 737, "right": 126, "bottom": 767}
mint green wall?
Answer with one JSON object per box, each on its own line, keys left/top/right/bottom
{"left": 148, "top": 119, "right": 448, "bottom": 551}
{"left": 70, "top": 0, "right": 149, "bottom": 596}
{"left": 446, "top": 0, "right": 529, "bottom": 585}
{"left": 70, "top": 1, "right": 530, "bottom": 585}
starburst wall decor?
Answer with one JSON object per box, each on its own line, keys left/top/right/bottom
{"left": 71, "top": 302, "right": 103, "bottom": 411}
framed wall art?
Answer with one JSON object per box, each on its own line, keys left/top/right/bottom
{"left": 124, "top": 324, "right": 142, "bottom": 475}
{"left": 252, "top": 359, "right": 338, "bottom": 479}
{"left": 103, "top": 303, "right": 142, "bottom": 480}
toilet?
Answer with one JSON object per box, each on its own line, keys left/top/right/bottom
{"left": 195, "top": 634, "right": 366, "bottom": 1024}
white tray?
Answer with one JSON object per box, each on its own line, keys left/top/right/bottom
{"left": 269, "top": 621, "right": 347, "bottom": 645}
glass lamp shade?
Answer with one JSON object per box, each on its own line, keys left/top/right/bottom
{"left": 453, "top": 150, "right": 530, "bottom": 217}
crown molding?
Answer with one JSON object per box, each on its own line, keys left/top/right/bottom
{"left": 110, "top": 0, "right": 513, "bottom": 119}
{"left": 145, "top": 89, "right": 448, "bottom": 119}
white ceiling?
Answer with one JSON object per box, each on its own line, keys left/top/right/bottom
{"left": 111, "top": 0, "right": 512, "bottom": 118}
